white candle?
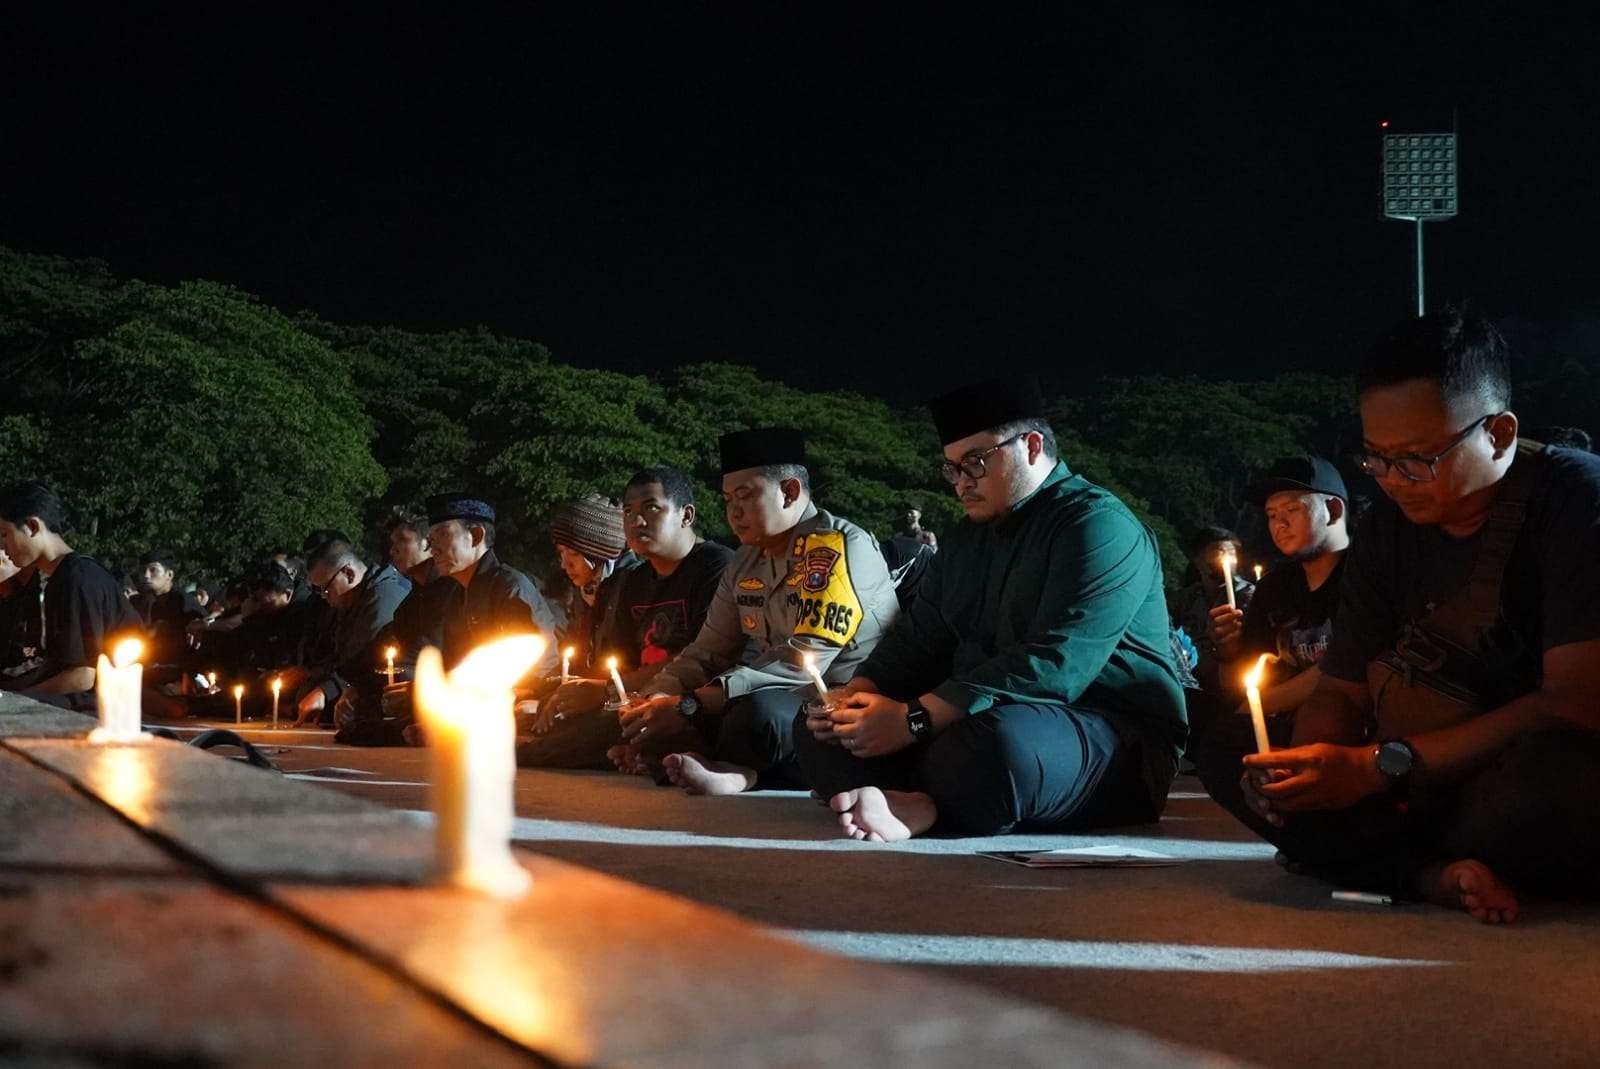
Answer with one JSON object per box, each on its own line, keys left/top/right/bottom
{"left": 1220, "top": 549, "right": 1238, "bottom": 611}
{"left": 90, "top": 638, "right": 144, "bottom": 743}
{"left": 561, "top": 646, "right": 574, "bottom": 684}
{"left": 1253, "top": 564, "right": 1264, "bottom": 582}
{"left": 801, "top": 651, "right": 830, "bottom": 705}
{"left": 414, "top": 634, "right": 542, "bottom": 898}
{"left": 1244, "top": 653, "right": 1272, "bottom": 754}
{"left": 233, "top": 684, "right": 244, "bottom": 725}
{"left": 271, "top": 676, "right": 282, "bottom": 729}
{"left": 606, "top": 656, "right": 629, "bottom": 704}
{"left": 385, "top": 646, "right": 397, "bottom": 687}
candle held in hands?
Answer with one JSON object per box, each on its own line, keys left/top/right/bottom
{"left": 385, "top": 646, "right": 397, "bottom": 687}
{"left": 561, "top": 645, "right": 574, "bottom": 684}
{"left": 800, "top": 651, "right": 830, "bottom": 705}
{"left": 1220, "top": 549, "right": 1238, "bottom": 611}
{"left": 91, "top": 638, "right": 145, "bottom": 743}
{"left": 606, "top": 656, "right": 628, "bottom": 704}
{"left": 1244, "top": 653, "right": 1272, "bottom": 754}
{"left": 414, "top": 634, "right": 542, "bottom": 898}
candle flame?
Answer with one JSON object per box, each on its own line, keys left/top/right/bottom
{"left": 386, "top": 645, "right": 397, "bottom": 660}
{"left": 451, "top": 634, "right": 547, "bottom": 695}
{"left": 605, "top": 655, "right": 618, "bottom": 671}
{"left": 233, "top": 684, "right": 244, "bottom": 698}
{"left": 207, "top": 672, "right": 217, "bottom": 687}
{"left": 271, "top": 676, "right": 282, "bottom": 694}
{"left": 1244, "top": 653, "right": 1272, "bottom": 691}
{"left": 111, "top": 638, "right": 144, "bottom": 669}
{"left": 564, "top": 646, "right": 575, "bottom": 658}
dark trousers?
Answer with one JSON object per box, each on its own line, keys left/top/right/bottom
{"left": 1196, "top": 723, "right": 1600, "bottom": 899}
{"left": 793, "top": 702, "right": 1165, "bottom": 836}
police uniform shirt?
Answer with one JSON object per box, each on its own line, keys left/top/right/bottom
{"left": 644, "top": 504, "right": 899, "bottom": 699}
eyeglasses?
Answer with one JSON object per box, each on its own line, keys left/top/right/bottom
{"left": 308, "top": 566, "right": 350, "bottom": 598}
{"left": 938, "top": 433, "right": 1026, "bottom": 484}
{"left": 1351, "top": 415, "right": 1494, "bottom": 483}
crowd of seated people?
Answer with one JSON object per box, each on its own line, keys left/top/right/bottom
{"left": 2, "top": 306, "right": 1597, "bottom": 924}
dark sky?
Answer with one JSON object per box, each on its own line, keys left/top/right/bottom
{"left": 5, "top": 5, "right": 1598, "bottom": 402}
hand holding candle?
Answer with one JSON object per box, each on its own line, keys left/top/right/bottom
{"left": 561, "top": 645, "right": 574, "bottom": 684}
{"left": 1243, "top": 653, "right": 1273, "bottom": 754}
{"left": 801, "top": 651, "right": 831, "bottom": 706}
{"left": 385, "top": 646, "right": 397, "bottom": 687}
{"left": 414, "top": 634, "right": 543, "bottom": 898}
{"left": 1220, "top": 548, "right": 1238, "bottom": 610}
{"left": 90, "top": 638, "right": 145, "bottom": 743}
{"left": 606, "top": 656, "right": 628, "bottom": 705}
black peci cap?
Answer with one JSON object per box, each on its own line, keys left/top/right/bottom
{"left": 718, "top": 428, "right": 807, "bottom": 475}
{"left": 425, "top": 493, "right": 497, "bottom": 527}
{"left": 926, "top": 375, "right": 1046, "bottom": 446}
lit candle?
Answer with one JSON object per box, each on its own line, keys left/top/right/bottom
{"left": 385, "top": 646, "right": 397, "bottom": 687}
{"left": 1220, "top": 548, "right": 1238, "bottom": 611}
{"left": 206, "top": 672, "right": 218, "bottom": 693}
{"left": 414, "top": 634, "right": 542, "bottom": 897}
{"left": 606, "top": 656, "right": 628, "bottom": 704}
{"left": 1244, "top": 653, "right": 1272, "bottom": 754}
{"left": 1253, "top": 564, "right": 1264, "bottom": 582}
{"left": 233, "top": 684, "right": 244, "bottom": 725}
{"left": 801, "top": 651, "right": 830, "bottom": 705}
{"left": 90, "top": 638, "right": 144, "bottom": 743}
{"left": 561, "top": 645, "right": 574, "bottom": 684}
{"left": 271, "top": 676, "right": 282, "bottom": 729}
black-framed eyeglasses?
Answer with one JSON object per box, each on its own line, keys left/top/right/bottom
{"left": 1351, "top": 415, "right": 1495, "bottom": 483}
{"left": 938, "top": 433, "right": 1026, "bottom": 484}
{"left": 308, "top": 565, "right": 351, "bottom": 598}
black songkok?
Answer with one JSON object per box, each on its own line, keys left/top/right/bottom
{"left": 718, "top": 428, "right": 807, "bottom": 475}
{"left": 426, "top": 493, "right": 496, "bottom": 527}
{"left": 926, "top": 375, "right": 1046, "bottom": 445}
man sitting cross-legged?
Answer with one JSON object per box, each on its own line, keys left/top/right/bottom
{"left": 520, "top": 468, "right": 733, "bottom": 768}
{"left": 615, "top": 429, "right": 899, "bottom": 792}
{"left": 793, "top": 376, "right": 1187, "bottom": 841}
{"left": 292, "top": 539, "right": 411, "bottom": 727}
{"left": 1200, "top": 306, "right": 1600, "bottom": 924}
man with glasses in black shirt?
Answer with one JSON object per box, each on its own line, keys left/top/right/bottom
{"left": 1206, "top": 306, "right": 1600, "bottom": 924}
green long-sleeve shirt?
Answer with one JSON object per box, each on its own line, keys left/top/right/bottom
{"left": 859, "top": 462, "right": 1187, "bottom": 757}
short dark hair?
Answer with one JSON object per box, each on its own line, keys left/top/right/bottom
{"left": 626, "top": 466, "right": 698, "bottom": 509}
{"left": 758, "top": 463, "right": 811, "bottom": 495}
{"left": 0, "top": 481, "right": 67, "bottom": 533}
{"left": 1357, "top": 305, "right": 1512, "bottom": 413}
{"left": 140, "top": 549, "right": 179, "bottom": 574}
{"left": 269, "top": 550, "right": 305, "bottom": 579}
{"left": 246, "top": 560, "right": 296, "bottom": 597}
{"left": 306, "top": 538, "right": 361, "bottom": 575}
{"left": 301, "top": 528, "right": 349, "bottom": 555}
{"left": 1186, "top": 524, "right": 1240, "bottom": 556}
{"left": 991, "top": 418, "right": 1059, "bottom": 463}
{"left": 383, "top": 509, "right": 429, "bottom": 543}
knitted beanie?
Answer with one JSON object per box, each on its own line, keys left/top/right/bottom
{"left": 550, "top": 493, "right": 626, "bottom": 561}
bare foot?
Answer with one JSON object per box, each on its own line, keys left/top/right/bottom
{"left": 1424, "top": 859, "right": 1520, "bottom": 924}
{"left": 606, "top": 744, "right": 647, "bottom": 776}
{"left": 662, "top": 752, "right": 757, "bottom": 795}
{"left": 829, "top": 787, "right": 937, "bottom": 842}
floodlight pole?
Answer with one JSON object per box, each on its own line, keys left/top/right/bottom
{"left": 1415, "top": 218, "right": 1425, "bottom": 316}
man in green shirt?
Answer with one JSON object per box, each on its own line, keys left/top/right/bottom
{"left": 794, "top": 376, "right": 1186, "bottom": 840}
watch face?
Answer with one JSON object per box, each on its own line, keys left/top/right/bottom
{"left": 1377, "top": 742, "right": 1413, "bottom": 778}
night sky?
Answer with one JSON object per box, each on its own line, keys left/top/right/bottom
{"left": 5, "top": 6, "right": 1598, "bottom": 402}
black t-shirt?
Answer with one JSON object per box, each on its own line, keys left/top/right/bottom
{"left": 1239, "top": 556, "right": 1346, "bottom": 675}
{"left": 1322, "top": 446, "right": 1600, "bottom": 684}
{"left": 3, "top": 554, "right": 141, "bottom": 687}
{"left": 601, "top": 541, "right": 734, "bottom": 671}
{"left": 130, "top": 589, "right": 203, "bottom": 663}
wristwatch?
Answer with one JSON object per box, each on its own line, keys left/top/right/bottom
{"left": 1375, "top": 739, "right": 1420, "bottom": 794}
{"left": 677, "top": 694, "right": 701, "bottom": 720}
{"left": 906, "top": 700, "right": 932, "bottom": 740}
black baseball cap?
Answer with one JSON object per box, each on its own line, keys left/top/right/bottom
{"left": 1248, "top": 456, "right": 1347, "bottom": 506}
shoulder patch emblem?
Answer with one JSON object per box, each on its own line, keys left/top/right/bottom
{"left": 802, "top": 546, "right": 841, "bottom": 593}
{"left": 737, "top": 577, "right": 765, "bottom": 591}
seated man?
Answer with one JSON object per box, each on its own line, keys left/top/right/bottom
{"left": 617, "top": 429, "right": 899, "bottom": 792}
{"left": 1201, "top": 307, "right": 1600, "bottom": 924}
{"left": 793, "top": 377, "right": 1186, "bottom": 841}
{"left": 129, "top": 549, "right": 203, "bottom": 667}
{"left": 293, "top": 539, "right": 411, "bottom": 727}
{"left": 385, "top": 510, "right": 438, "bottom": 587}
{"left": 1195, "top": 456, "right": 1351, "bottom": 750}
{"left": 379, "top": 493, "right": 560, "bottom": 745}
{"left": 520, "top": 467, "right": 732, "bottom": 768}
{"left": 1167, "top": 525, "right": 1254, "bottom": 691}
{"left": 228, "top": 560, "right": 322, "bottom": 688}
{"left": 0, "top": 481, "right": 141, "bottom": 709}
